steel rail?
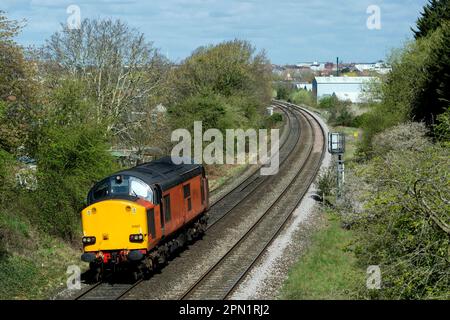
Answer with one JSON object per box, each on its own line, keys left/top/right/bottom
{"left": 179, "top": 102, "right": 325, "bottom": 300}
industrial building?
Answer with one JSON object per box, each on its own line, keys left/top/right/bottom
{"left": 312, "top": 76, "right": 377, "bottom": 103}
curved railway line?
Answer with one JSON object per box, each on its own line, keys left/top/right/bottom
{"left": 179, "top": 101, "right": 325, "bottom": 300}
{"left": 73, "top": 101, "right": 325, "bottom": 300}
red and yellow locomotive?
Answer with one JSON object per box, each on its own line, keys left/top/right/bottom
{"left": 80, "top": 157, "right": 209, "bottom": 280}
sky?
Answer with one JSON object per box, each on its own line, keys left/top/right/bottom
{"left": 2, "top": 0, "right": 429, "bottom": 65}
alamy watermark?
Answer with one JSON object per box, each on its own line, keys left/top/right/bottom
{"left": 67, "top": 4, "right": 81, "bottom": 30}
{"left": 367, "top": 5, "right": 381, "bottom": 30}
{"left": 171, "top": 121, "right": 280, "bottom": 176}
{"left": 366, "top": 265, "right": 382, "bottom": 289}
{"left": 66, "top": 265, "right": 81, "bottom": 290}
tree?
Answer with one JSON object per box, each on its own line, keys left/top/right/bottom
{"left": 412, "top": 22, "right": 450, "bottom": 125}
{"left": 0, "top": 11, "right": 38, "bottom": 154}
{"left": 433, "top": 106, "right": 450, "bottom": 142}
{"left": 32, "top": 79, "right": 115, "bottom": 239}
{"left": 274, "top": 83, "right": 291, "bottom": 100}
{"left": 168, "top": 39, "right": 272, "bottom": 136}
{"left": 42, "top": 18, "right": 170, "bottom": 140}
{"left": 414, "top": 0, "right": 450, "bottom": 39}
{"left": 359, "top": 22, "right": 450, "bottom": 153}
{"left": 170, "top": 40, "right": 271, "bottom": 108}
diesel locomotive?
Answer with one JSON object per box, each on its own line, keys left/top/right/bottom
{"left": 80, "top": 157, "right": 209, "bottom": 281}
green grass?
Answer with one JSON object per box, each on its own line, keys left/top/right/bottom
{"left": 0, "top": 211, "right": 84, "bottom": 299}
{"left": 280, "top": 212, "right": 364, "bottom": 300}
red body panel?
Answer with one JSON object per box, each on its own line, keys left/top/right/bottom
{"left": 137, "top": 174, "right": 209, "bottom": 251}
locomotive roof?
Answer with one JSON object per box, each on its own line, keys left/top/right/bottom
{"left": 112, "top": 156, "right": 204, "bottom": 191}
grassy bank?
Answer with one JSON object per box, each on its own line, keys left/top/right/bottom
{"left": 280, "top": 211, "right": 363, "bottom": 300}
{"left": 0, "top": 212, "right": 83, "bottom": 299}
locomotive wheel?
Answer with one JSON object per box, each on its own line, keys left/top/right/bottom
{"left": 131, "top": 267, "right": 144, "bottom": 282}
{"left": 87, "top": 262, "right": 103, "bottom": 283}
{"left": 88, "top": 266, "right": 102, "bottom": 283}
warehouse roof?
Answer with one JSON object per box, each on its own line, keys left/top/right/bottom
{"left": 314, "top": 76, "right": 377, "bottom": 84}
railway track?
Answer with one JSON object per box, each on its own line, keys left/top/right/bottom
{"left": 72, "top": 102, "right": 298, "bottom": 300}
{"left": 205, "top": 104, "right": 301, "bottom": 228}
{"left": 178, "top": 102, "right": 325, "bottom": 300}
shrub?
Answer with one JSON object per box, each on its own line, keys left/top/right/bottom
{"left": 314, "top": 167, "right": 336, "bottom": 201}
{"left": 339, "top": 122, "right": 449, "bottom": 299}
{"left": 27, "top": 79, "right": 116, "bottom": 240}
{"left": 353, "top": 145, "right": 449, "bottom": 299}
{"left": 371, "top": 122, "right": 431, "bottom": 156}
{"left": 333, "top": 108, "right": 355, "bottom": 127}
{"left": 275, "top": 83, "right": 292, "bottom": 100}
{"left": 289, "top": 89, "right": 315, "bottom": 106}
{"left": 34, "top": 123, "right": 114, "bottom": 240}
{"left": 264, "top": 112, "right": 283, "bottom": 129}
{"left": 349, "top": 113, "right": 369, "bottom": 128}
{"left": 433, "top": 106, "right": 450, "bottom": 142}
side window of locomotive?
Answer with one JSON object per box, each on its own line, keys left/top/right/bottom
{"left": 164, "top": 195, "right": 171, "bottom": 222}
{"left": 183, "top": 184, "right": 190, "bottom": 198}
{"left": 200, "top": 179, "right": 205, "bottom": 204}
{"left": 183, "top": 184, "right": 192, "bottom": 211}
{"left": 130, "top": 177, "right": 153, "bottom": 202}
{"left": 93, "top": 181, "right": 109, "bottom": 200}
{"left": 147, "top": 208, "right": 156, "bottom": 238}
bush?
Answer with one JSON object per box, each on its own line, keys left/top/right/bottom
{"left": 371, "top": 122, "right": 431, "bottom": 156}
{"left": 314, "top": 167, "right": 336, "bottom": 201}
{"left": 433, "top": 106, "right": 450, "bottom": 142}
{"left": 274, "top": 83, "right": 292, "bottom": 100}
{"left": 349, "top": 113, "right": 369, "bottom": 128}
{"left": 26, "top": 80, "right": 116, "bottom": 240}
{"left": 34, "top": 123, "right": 114, "bottom": 240}
{"left": 289, "top": 89, "right": 315, "bottom": 106}
{"left": 264, "top": 112, "right": 283, "bottom": 128}
{"left": 354, "top": 145, "right": 449, "bottom": 299}
{"left": 318, "top": 95, "right": 339, "bottom": 109}
{"left": 339, "top": 122, "right": 449, "bottom": 299}
{"left": 333, "top": 108, "right": 355, "bottom": 127}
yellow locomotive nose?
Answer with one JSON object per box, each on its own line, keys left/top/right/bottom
{"left": 81, "top": 200, "right": 148, "bottom": 252}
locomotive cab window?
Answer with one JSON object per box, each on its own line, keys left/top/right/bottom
{"left": 93, "top": 181, "right": 109, "bottom": 200}
{"left": 90, "top": 175, "right": 153, "bottom": 203}
{"left": 129, "top": 177, "right": 153, "bottom": 202}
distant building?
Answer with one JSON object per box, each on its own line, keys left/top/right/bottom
{"left": 312, "top": 76, "right": 378, "bottom": 103}
{"left": 355, "top": 61, "right": 391, "bottom": 75}
{"left": 294, "top": 82, "right": 313, "bottom": 91}
{"left": 297, "top": 62, "right": 328, "bottom": 72}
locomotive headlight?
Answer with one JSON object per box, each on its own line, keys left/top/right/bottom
{"left": 82, "top": 236, "right": 96, "bottom": 245}
{"left": 129, "top": 234, "right": 144, "bottom": 243}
